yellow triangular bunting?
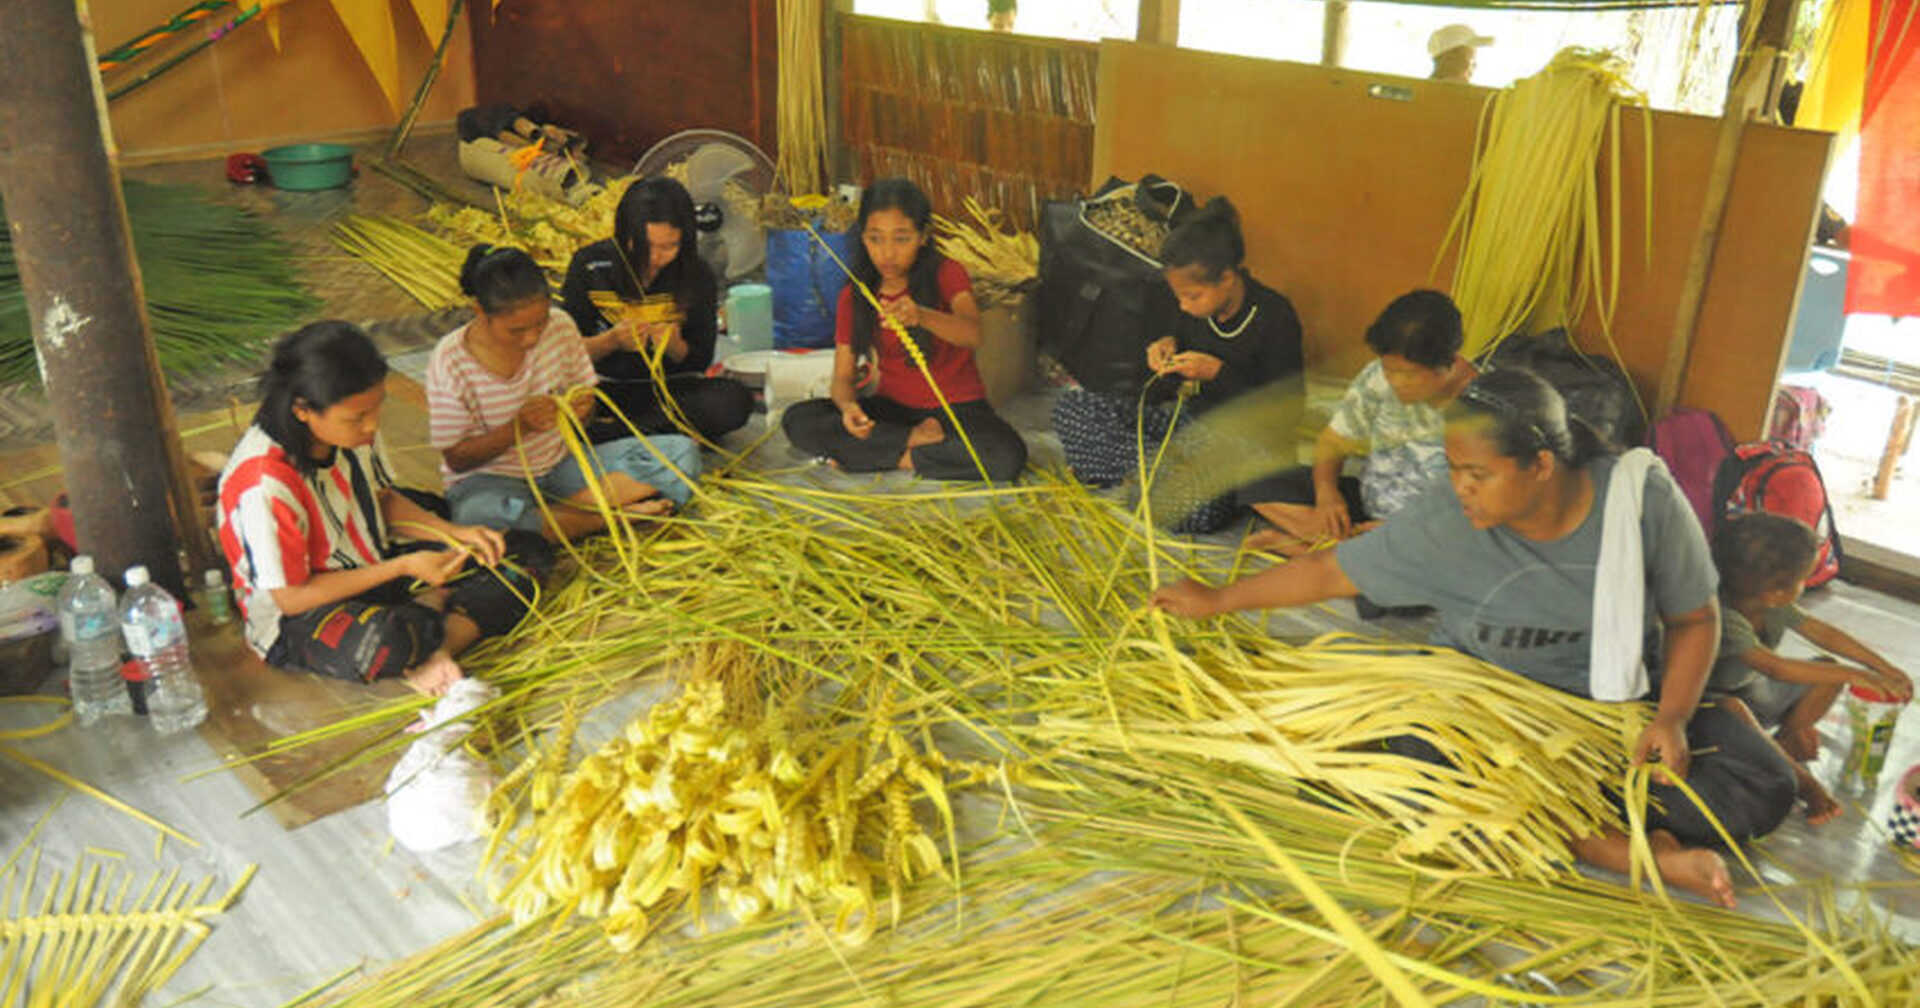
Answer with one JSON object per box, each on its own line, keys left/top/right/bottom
{"left": 325, "top": 0, "right": 402, "bottom": 112}
{"left": 402, "top": 0, "right": 451, "bottom": 42}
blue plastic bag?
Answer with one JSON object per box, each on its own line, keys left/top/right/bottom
{"left": 766, "top": 228, "right": 854, "bottom": 349}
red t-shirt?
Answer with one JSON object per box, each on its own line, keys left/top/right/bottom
{"left": 833, "top": 257, "right": 986, "bottom": 410}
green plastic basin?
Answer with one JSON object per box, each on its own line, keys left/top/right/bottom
{"left": 262, "top": 143, "right": 353, "bottom": 191}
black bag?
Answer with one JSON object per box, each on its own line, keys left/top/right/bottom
{"left": 1037, "top": 176, "right": 1195, "bottom": 397}
{"left": 1483, "top": 328, "right": 1644, "bottom": 446}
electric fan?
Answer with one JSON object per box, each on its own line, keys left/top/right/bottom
{"left": 632, "top": 129, "right": 776, "bottom": 283}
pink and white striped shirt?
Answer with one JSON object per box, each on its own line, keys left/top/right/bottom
{"left": 427, "top": 312, "right": 596, "bottom": 487}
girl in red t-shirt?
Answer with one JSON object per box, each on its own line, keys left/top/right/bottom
{"left": 780, "top": 178, "right": 1027, "bottom": 481}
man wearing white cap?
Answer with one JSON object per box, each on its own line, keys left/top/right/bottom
{"left": 1428, "top": 24, "right": 1493, "bottom": 83}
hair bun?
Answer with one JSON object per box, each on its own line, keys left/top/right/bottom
{"left": 458, "top": 243, "right": 497, "bottom": 297}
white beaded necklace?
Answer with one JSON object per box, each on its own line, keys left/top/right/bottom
{"left": 1207, "top": 302, "right": 1258, "bottom": 339}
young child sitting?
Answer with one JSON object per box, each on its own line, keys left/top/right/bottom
{"left": 1240, "top": 289, "right": 1474, "bottom": 554}
{"left": 1708, "top": 513, "right": 1914, "bottom": 820}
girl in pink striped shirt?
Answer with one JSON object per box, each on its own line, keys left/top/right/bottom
{"left": 428, "top": 245, "right": 700, "bottom": 539}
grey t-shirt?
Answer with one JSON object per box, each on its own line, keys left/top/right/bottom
{"left": 1336, "top": 455, "right": 1717, "bottom": 697}
{"left": 1706, "top": 601, "right": 1808, "bottom": 694}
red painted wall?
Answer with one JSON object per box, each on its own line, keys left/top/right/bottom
{"left": 468, "top": 0, "right": 778, "bottom": 168}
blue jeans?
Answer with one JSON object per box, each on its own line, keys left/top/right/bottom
{"left": 446, "top": 434, "right": 701, "bottom": 532}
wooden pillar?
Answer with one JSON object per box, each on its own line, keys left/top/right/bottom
{"left": 1655, "top": 0, "right": 1803, "bottom": 420}
{"left": 0, "top": 0, "right": 201, "bottom": 594}
{"left": 1322, "top": 0, "right": 1350, "bottom": 66}
{"left": 1138, "top": 0, "right": 1180, "bottom": 45}
{"left": 1870, "top": 396, "right": 1916, "bottom": 500}
{"left": 826, "top": 0, "right": 852, "bottom": 185}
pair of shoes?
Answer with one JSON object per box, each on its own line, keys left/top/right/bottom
{"left": 511, "top": 118, "right": 586, "bottom": 158}
{"left": 457, "top": 137, "right": 595, "bottom": 204}
{"left": 456, "top": 103, "right": 588, "bottom": 157}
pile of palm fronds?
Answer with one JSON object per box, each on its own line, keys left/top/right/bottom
{"left": 262, "top": 440, "right": 1917, "bottom": 1005}
{"left": 1438, "top": 47, "right": 1645, "bottom": 360}
{"left": 0, "top": 181, "right": 319, "bottom": 387}
{"left": 334, "top": 180, "right": 634, "bottom": 312}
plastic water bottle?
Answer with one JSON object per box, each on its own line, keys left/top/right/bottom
{"left": 121, "top": 565, "right": 206, "bottom": 734}
{"left": 195, "top": 568, "right": 234, "bottom": 626}
{"left": 58, "top": 556, "right": 130, "bottom": 725}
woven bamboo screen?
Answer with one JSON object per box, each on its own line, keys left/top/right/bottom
{"left": 839, "top": 14, "right": 1098, "bottom": 230}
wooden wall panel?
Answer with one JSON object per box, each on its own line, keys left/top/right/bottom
{"left": 1092, "top": 41, "right": 1831, "bottom": 440}
{"left": 469, "top": 0, "right": 778, "bottom": 168}
{"left": 96, "top": 0, "right": 475, "bottom": 160}
{"left": 840, "top": 15, "right": 1095, "bottom": 228}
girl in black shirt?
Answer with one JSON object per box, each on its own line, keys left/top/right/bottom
{"left": 559, "top": 177, "right": 754, "bottom": 445}
{"left": 1052, "top": 197, "right": 1304, "bottom": 532}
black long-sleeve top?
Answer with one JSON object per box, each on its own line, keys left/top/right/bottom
{"left": 558, "top": 239, "right": 720, "bottom": 376}
{"left": 1176, "top": 274, "right": 1304, "bottom": 414}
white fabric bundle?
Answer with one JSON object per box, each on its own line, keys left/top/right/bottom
{"left": 385, "top": 678, "right": 499, "bottom": 852}
{"left": 1589, "top": 448, "right": 1660, "bottom": 702}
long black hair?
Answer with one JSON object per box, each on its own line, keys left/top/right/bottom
{"left": 1365, "top": 290, "right": 1463, "bottom": 369}
{"left": 611, "top": 176, "right": 710, "bottom": 310}
{"left": 1160, "top": 196, "right": 1244, "bottom": 282}
{"left": 1445, "top": 368, "right": 1613, "bottom": 469}
{"left": 459, "top": 244, "right": 548, "bottom": 316}
{"left": 252, "top": 321, "right": 388, "bottom": 472}
{"left": 848, "top": 177, "right": 946, "bottom": 361}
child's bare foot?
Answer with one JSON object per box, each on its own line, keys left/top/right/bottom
{"left": 618, "top": 496, "right": 674, "bottom": 519}
{"left": 1798, "top": 772, "right": 1843, "bottom": 825}
{"left": 1651, "top": 830, "right": 1736, "bottom": 908}
{"left": 403, "top": 651, "right": 464, "bottom": 697}
{"left": 905, "top": 417, "right": 945, "bottom": 449}
{"left": 1804, "top": 787, "right": 1843, "bottom": 825}
{"left": 1777, "top": 724, "right": 1822, "bottom": 762}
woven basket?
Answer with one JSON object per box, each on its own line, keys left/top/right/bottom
{"left": 0, "top": 533, "right": 49, "bottom": 584}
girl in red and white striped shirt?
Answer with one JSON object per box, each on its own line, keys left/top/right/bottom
{"left": 217, "top": 322, "right": 550, "bottom": 695}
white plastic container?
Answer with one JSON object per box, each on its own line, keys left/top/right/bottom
{"left": 1841, "top": 683, "right": 1902, "bottom": 794}
{"left": 764, "top": 349, "right": 838, "bottom": 418}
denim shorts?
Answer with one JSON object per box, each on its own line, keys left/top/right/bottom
{"left": 445, "top": 434, "right": 701, "bottom": 532}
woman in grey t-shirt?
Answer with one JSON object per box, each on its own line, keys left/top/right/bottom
{"left": 1153, "top": 368, "right": 1796, "bottom": 909}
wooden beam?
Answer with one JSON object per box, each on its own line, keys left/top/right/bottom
{"left": 1321, "top": 0, "right": 1349, "bottom": 66}
{"left": 1654, "top": 0, "right": 1802, "bottom": 417}
{"left": 1137, "top": 0, "right": 1180, "bottom": 45}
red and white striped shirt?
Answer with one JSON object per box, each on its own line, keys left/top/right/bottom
{"left": 217, "top": 425, "right": 395, "bottom": 656}
{"left": 427, "top": 313, "right": 596, "bottom": 487}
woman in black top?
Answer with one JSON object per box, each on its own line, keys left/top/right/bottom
{"left": 1051, "top": 196, "right": 1305, "bottom": 532}
{"left": 559, "top": 177, "right": 754, "bottom": 445}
